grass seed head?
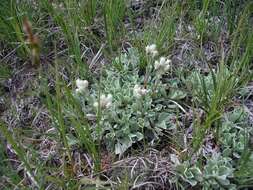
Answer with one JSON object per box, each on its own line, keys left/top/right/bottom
{"left": 23, "top": 17, "right": 40, "bottom": 64}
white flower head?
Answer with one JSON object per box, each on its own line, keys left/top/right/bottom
{"left": 52, "top": 3, "right": 64, "bottom": 10}
{"left": 145, "top": 44, "right": 158, "bottom": 58}
{"left": 94, "top": 94, "right": 113, "bottom": 109}
{"left": 133, "top": 84, "right": 148, "bottom": 98}
{"left": 93, "top": 102, "right": 98, "bottom": 108}
{"left": 154, "top": 57, "right": 171, "bottom": 74}
{"left": 75, "top": 79, "right": 88, "bottom": 93}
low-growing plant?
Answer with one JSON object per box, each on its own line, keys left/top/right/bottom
{"left": 175, "top": 105, "right": 252, "bottom": 189}
{"left": 176, "top": 154, "right": 236, "bottom": 189}
{"left": 73, "top": 47, "right": 180, "bottom": 155}
{"left": 1, "top": 1, "right": 253, "bottom": 189}
{"left": 220, "top": 107, "right": 253, "bottom": 188}
{"left": 219, "top": 108, "right": 252, "bottom": 157}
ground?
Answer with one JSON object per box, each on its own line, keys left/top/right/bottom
{"left": 0, "top": 0, "right": 253, "bottom": 189}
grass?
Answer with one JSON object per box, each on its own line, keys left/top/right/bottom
{"left": 0, "top": 0, "right": 30, "bottom": 58}
{"left": 0, "top": 121, "right": 40, "bottom": 188}
{"left": 104, "top": 0, "right": 126, "bottom": 52}
{"left": 0, "top": 0, "right": 253, "bottom": 189}
{"left": 0, "top": 137, "right": 21, "bottom": 190}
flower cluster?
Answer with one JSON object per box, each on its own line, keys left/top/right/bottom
{"left": 146, "top": 43, "right": 171, "bottom": 75}
{"left": 52, "top": 2, "right": 64, "bottom": 10}
{"left": 76, "top": 79, "right": 88, "bottom": 93}
{"left": 145, "top": 44, "right": 158, "bottom": 58}
{"left": 94, "top": 94, "right": 113, "bottom": 109}
{"left": 133, "top": 85, "right": 148, "bottom": 98}
{"left": 154, "top": 57, "right": 171, "bottom": 74}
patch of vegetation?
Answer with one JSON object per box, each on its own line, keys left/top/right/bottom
{"left": 0, "top": 0, "right": 252, "bottom": 189}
